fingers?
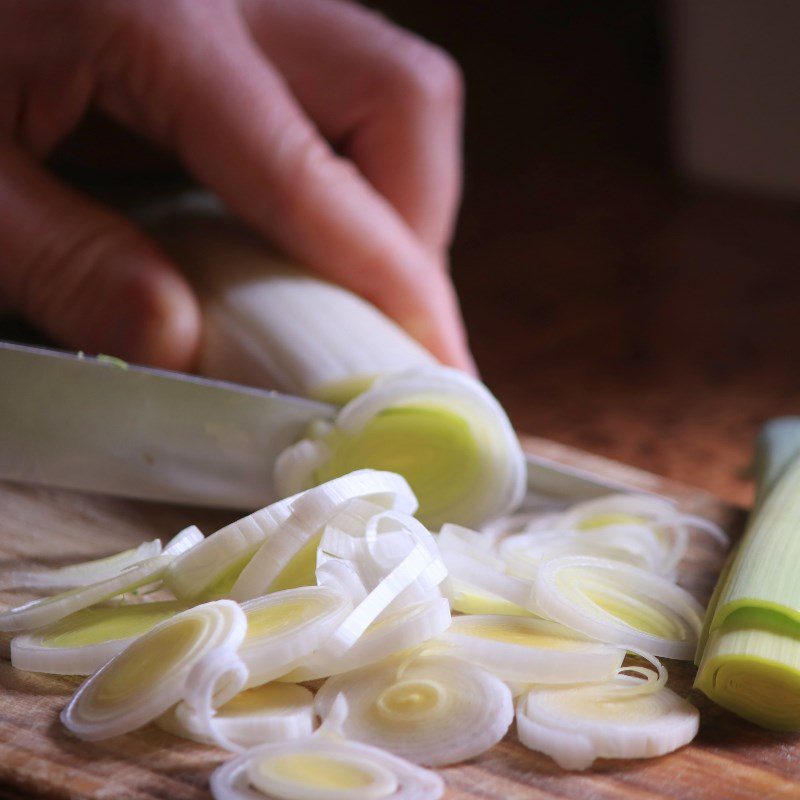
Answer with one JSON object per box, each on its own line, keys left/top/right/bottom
{"left": 240, "top": 0, "right": 464, "bottom": 252}
{"left": 0, "top": 143, "right": 200, "bottom": 370}
{"left": 88, "top": 1, "right": 473, "bottom": 370}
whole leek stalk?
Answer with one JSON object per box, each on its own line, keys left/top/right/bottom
{"left": 695, "top": 417, "right": 800, "bottom": 729}
{"left": 154, "top": 208, "right": 436, "bottom": 404}
{"left": 151, "top": 203, "right": 525, "bottom": 528}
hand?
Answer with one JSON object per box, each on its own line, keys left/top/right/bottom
{"left": 0, "top": 0, "right": 474, "bottom": 372}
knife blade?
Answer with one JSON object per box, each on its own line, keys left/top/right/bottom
{"left": 525, "top": 451, "right": 649, "bottom": 502}
{"left": 0, "top": 341, "right": 334, "bottom": 508}
{"left": 0, "top": 341, "right": 637, "bottom": 511}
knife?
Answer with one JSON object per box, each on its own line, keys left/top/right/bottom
{"left": 0, "top": 341, "right": 635, "bottom": 509}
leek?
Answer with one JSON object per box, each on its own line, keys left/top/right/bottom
{"left": 155, "top": 211, "right": 437, "bottom": 404}
{"left": 696, "top": 417, "right": 800, "bottom": 729}
{"left": 438, "top": 615, "right": 624, "bottom": 684}
{"left": 517, "top": 669, "right": 699, "bottom": 769}
{"left": 0, "top": 474, "right": 727, "bottom": 785}
{"left": 10, "top": 600, "right": 187, "bottom": 675}
{"left": 230, "top": 471, "right": 416, "bottom": 601}
{"left": 210, "top": 713, "right": 445, "bottom": 800}
{"left": 276, "top": 369, "right": 525, "bottom": 529}
{"left": 3, "top": 539, "right": 162, "bottom": 592}
{"left": 239, "top": 587, "right": 352, "bottom": 688}
{"left": 0, "top": 556, "right": 172, "bottom": 632}
{"left": 61, "top": 600, "right": 247, "bottom": 740}
{"left": 158, "top": 682, "right": 315, "bottom": 749}
{"left": 153, "top": 207, "right": 528, "bottom": 529}
{"left": 314, "top": 654, "right": 514, "bottom": 766}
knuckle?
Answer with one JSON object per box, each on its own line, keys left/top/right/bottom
{"left": 275, "top": 122, "right": 360, "bottom": 215}
{"left": 383, "top": 36, "right": 464, "bottom": 110}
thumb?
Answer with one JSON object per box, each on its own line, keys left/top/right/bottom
{"left": 0, "top": 145, "right": 200, "bottom": 370}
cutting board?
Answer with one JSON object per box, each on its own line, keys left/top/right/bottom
{"left": 0, "top": 436, "right": 798, "bottom": 800}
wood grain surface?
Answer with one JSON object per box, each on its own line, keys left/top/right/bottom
{"left": 2, "top": 437, "right": 797, "bottom": 800}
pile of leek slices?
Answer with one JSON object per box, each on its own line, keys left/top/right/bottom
{"left": 0, "top": 471, "right": 727, "bottom": 799}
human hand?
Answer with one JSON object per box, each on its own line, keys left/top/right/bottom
{"left": 0, "top": 0, "right": 474, "bottom": 372}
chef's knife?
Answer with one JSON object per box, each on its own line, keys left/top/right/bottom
{"left": 0, "top": 341, "right": 333, "bottom": 508}
{"left": 0, "top": 341, "right": 637, "bottom": 508}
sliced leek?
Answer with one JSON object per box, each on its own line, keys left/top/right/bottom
{"left": 240, "top": 587, "right": 352, "bottom": 687}
{"left": 0, "top": 556, "right": 172, "bottom": 632}
{"left": 498, "top": 527, "right": 666, "bottom": 576}
{"left": 315, "top": 654, "right": 513, "bottom": 766}
{"left": 10, "top": 600, "right": 187, "bottom": 675}
{"left": 163, "top": 525, "right": 205, "bottom": 556}
{"left": 516, "top": 671, "right": 699, "bottom": 770}
{"left": 165, "top": 496, "right": 297, "bottom": 600}
{"left": 438, "top": 615, "right": 624, "bottom": 684}
{"left": 440, "top": 548, "right": 538, "bottom": 615}
{"left": 485, "top": 493, "right": 727, "bottom": 577}
{"left": 4, "top": 539, "right": 163, "bottom": 592}
{"left": 230, "top": 471, "right": 416, "bottom": 601}
{"left": 179, "top": 645, "right": 252, "bottom": 752}
{"left": 312, "top": 544, "right": 444, "bottom": 660}
{"left": 535, "top": 555, "right": 704, "bottom": 659}
{"left": 158, "top": 682, "right": 315, "bottom": 749}
{"left": 448, "top": 582, "right": 532, "bottom": 617}
{"left": 210, "top": 735, "right": 445, "bottom": 800}
{"left": 696, "top": 418, "right": 800, "bottom": 729}
{"left": 285, "top": 598, "right": 451, "bottom": 682}
{"left": 62, "top": 600, "right": 247, "bottom": 740}
{"left": 275, "top": 368, "right": 526, "bottom": 529}
{"left": 2, "top": 526, "right": 204, "bottom": 594}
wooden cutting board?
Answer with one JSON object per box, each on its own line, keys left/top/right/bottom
{"left": 0, "top": 436, "right": 797, "bottom": 800}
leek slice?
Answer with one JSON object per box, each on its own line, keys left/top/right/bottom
{"left": 0, "top": 556, "right": 172, "bottom": 632}
{"left": 275, "top": 368, "right": 526, "bottom": 529}
{"left": 284, "top": 598, "right": 451, "bottom": 682}
{"left": 438, "top": 615, "right": 624, "bottom": 684}
{"left": 319, "top": 512, "right": 447, "bottom": 620}
{"left": 440, "top": 548, "right": 539, "bottom": 614}
{"left": 286, "top": 509, "right": 447, "bottom": 676}
{"left": 239, "top": 587, "right": 352, "bottom": 688}
{"left": 10, "top": 600, "right": 187, "bottom": 675}
{"left": 210, "top": 736, "right": 444, "bottom": 800}
{"left": 437, "top": 522, "right": 538, "bottom": 611}
{"left": 448, "top": 582, "right": 532, "bottom": 617}
{"left": 314, "top": 544, "right": 444, "bottom": 659}
{"left": 560, "top": 494, "right": 727, "bottom": 573}
{"left": 165, "top": 496, "right": 297, "bottom": 600}
{"left": 498, "top": 527, "right": 666, "bottom": 576}
{"left": 4, "top": 539, "right": 162, "bottom": 592}
{"left": 695, "top": 419, "right": 800, "bottom": 729}
{"left": 314, "top": 654, "right": 513, "bottom": 766}
{"left": 163, "top": 525, "right": 204, "bottom": 556}
{"left": 179, "top": 645, "right": 252, "bottom": 752}
{"left": 231, "top": 471, "right": 416, "bottom": 601}
{"left": 158, "top": 683, "right": 315, "bottom": 749}
{"left": 516, "top": 673, "right": 699, "bottom": 770}
{"left": 535, "top": 556, "right": 704, "bottom": 659}
{"left": 485, "top": 494, "right": 727, "bottom": 576}
{"left": 61, "top": 600, "right": 247, "bottom": 740}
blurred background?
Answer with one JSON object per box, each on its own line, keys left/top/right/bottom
{"left": 8, "top": 0, "right": 800, "bottom": 506}
{"left": 369, "top": 0, "right": 800, "bottom": 505}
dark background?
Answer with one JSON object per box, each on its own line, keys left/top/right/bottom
{"left": 8, "top": 1, "right": 800, "bottom": 505}
{"left": 369, "top": 0, "right": 800, "bottom": 504}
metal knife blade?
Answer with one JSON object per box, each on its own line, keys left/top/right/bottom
{"left": 525, "top": 451, "right": 647, "bottom": 502}
{"left": 0, "top": 342, "right": 334, "bottom": 508}
{"left": 0, "top": 341, "right": 637, "bottom": 511}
